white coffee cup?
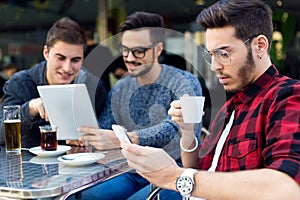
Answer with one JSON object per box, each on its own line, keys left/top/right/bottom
{"left": 180, "top": 96, "right": 205, "bottom": 123}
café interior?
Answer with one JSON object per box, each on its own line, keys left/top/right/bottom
{"left": 0, "top": 1, "right": 300, "bottom": 199}
{"left": 0, "top": 0, "right": 299, "bottom": 113}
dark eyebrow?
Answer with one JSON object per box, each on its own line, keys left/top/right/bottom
{"left": 217, "top": 45, "right": 230, "bottom": 50}
{"left": 55, "top": 53, "right": 82, "bottom": 60}
{"left": 207, "top": 45, "right": 230, "bottom": 53}
{"left": 56, "top": 53, "right": 82, "bottom": 60}
{"left": 71, "top": 56, "right": 83, "bottom": 60}
{"left": 55, "top": 53, "right": 66, "bottom": 58}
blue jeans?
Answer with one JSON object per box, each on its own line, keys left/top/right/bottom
{"left": 79, "top": 172, "right": 149, "bottom": 200}
{"left": 128, "top": 184, "right": 182, "bottom": 200}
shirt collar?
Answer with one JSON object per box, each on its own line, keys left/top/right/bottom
{"left": 233, "top": 64, "right": 278, "bottom": 105}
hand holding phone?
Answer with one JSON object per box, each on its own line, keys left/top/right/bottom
{"left": 112, "top": 124, "right": 132, "bottom": 143}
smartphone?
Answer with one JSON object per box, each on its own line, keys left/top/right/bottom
{"left": 112, "top": 124, "right": 132, "bottom": 143}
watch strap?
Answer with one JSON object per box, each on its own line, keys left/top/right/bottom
{"left": 181, "top": 168, "right": 198, "bottom": 178}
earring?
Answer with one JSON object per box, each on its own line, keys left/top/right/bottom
{"left": 258, "top": 54, "right": 262, "bottom": 59}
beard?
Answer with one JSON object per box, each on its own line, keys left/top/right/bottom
{"left": 226, "top": 47, "right": 255, "bottom": 93}
{"left": 127, "top": 50, "right": 155, "bottom": 77}
{"left": 129, "top": 62, "right": 154, "bottom": 77}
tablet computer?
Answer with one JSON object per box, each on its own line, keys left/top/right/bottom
{"left": 37, "top": 84, "right": 99, "bottom": 140}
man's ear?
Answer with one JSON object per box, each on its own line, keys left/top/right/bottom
{"left": 255, "top": 35, "right": 269, "bottom": 54}
{"left": 43, "top": 45, "right": 49, "bottom": 61}
{"left": 155, "top": 42, "right": 164, "bottom": 56}
{"left": 252, "top": 35, "right": 269, "bottom": 60}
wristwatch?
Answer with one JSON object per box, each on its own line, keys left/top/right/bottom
{"left": 176, "top": 168, "right": 197, "bottom": 198}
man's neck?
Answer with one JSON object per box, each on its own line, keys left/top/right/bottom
{"left": 137, "top": 63, "right": 162, "bottom": 85}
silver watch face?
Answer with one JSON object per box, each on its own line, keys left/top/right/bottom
{"left": 176, "top": 176, "right": 194, "bottom": 196}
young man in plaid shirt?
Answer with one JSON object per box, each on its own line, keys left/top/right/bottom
{"left": 122, "top": 0, "right": 300, "bottom": 199}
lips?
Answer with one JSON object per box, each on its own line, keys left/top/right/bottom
{"left": 127, "top": 65, "right": 138, "bottom": 72}
{"left": 126, "top": 62, "right": 141, "bottom": 71}
{"left": 58, "top": 72, "right": 74, "bottom": 80}
{"left": 217, "top": 75, "right": 229, "bottom": 84}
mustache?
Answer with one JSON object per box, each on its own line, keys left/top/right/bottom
{"left": 125, "top": 61, "right": 142, "bottom": 66}
{"left": 215, "top": 71, "right": 230, "bottom": 78}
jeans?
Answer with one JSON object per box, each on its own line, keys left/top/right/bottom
{"left": 128, "top": 184, "right": 182, "bottom": 200}
{"left": 79, "top": 172, "right": 149, "bottom": 200}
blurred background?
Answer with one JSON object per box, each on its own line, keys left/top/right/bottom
{"left": 0, "top": 0, "right": 299, "bottom": 101}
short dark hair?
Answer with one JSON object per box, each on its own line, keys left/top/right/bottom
{"left": 46, "top": 17, "right": 87, "bottom": 51}
{"left": 120, "top": 11, "right": 165, "bottom": 44}
{"left": 196, "top": 0, "right": 273, "bottom": 50}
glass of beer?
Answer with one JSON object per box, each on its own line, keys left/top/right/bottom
{"left": 3, "top": 105, "right": 21, "bottom": 153}
{"left": 39, "top": 125, "right": 58, "bottom": 151}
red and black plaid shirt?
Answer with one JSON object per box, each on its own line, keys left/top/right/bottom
{"left": 198, "top": 65, "right": 300, "bottom": 185}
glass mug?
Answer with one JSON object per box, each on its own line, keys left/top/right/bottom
{"left": 3, "top": 105, "right": 21, "bottom": 153}
{"left": 39, "top": 125, "right": 58, "bottom": 151}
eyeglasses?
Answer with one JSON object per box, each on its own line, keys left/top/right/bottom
{"left": 118, "top": 44, "right": 157, "bottom": 59}
{"left": 202, "top": 38, "right": 250, "bottom": 65}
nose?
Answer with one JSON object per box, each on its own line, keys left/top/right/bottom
{"left": 126, "top": 51, "right": 136, "bottom": 62}
{"left": 62, "top": 60, "right": 73, "bottom": 72}
{"left": 210, "top": 57, "right": 223, "bottom": 72}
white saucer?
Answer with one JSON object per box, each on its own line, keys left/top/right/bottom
{"left": 58, "top": 152, "right": 105, "bottom": 167}
{"left": 29, "top": 145, "right": 71, "bottom": 157}
{"left": 30, "top": 156, "right": 60, "bottom": 164}
{"left": 59, "top": 163, "right": 91, "bottom": 174}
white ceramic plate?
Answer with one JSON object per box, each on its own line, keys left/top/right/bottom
{"left": 30, "top": 156, "right": 60, "bottom": 164}
{"left": 29, "top": 145, "right": 71, "bottom": 157}
{"left": 58, "top": 152, "right": 105, "bottom": 167}
{"left": 58, "top": 163, "right": 92, "bottom": 174}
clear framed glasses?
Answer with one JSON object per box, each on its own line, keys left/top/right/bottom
{"left": 202, "top": 38, "right": 250, "bottom": 65}
{"left": 118, "top": 44, "right": 157, "bottom": 59}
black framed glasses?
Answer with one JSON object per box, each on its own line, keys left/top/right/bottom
{"left": 202, "top": 38, "right": 250, "bottom": 65}
{"left": 118, "top": 44, "right": 157, "bottom": 59}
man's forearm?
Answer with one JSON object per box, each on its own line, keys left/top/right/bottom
{"left": 190, "top": 168, "right": 300, "bottom": 200}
